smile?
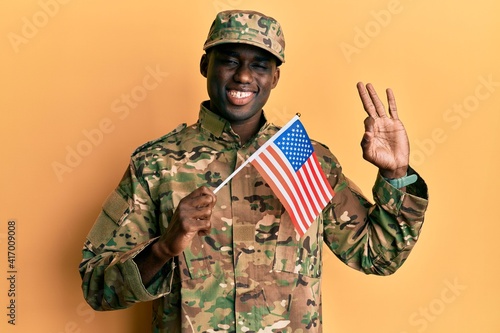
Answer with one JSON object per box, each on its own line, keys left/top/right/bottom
{"left": 226, "top": 90, "right": 255, "bottom": 105}
{"left": 228, "top": 90, "right": 253, "bottom": 98}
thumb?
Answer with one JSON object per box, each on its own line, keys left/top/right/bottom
{"left": 363, "top": 116, "right": 375, "bottom": 133}
{"left": 361, "top": 117, "right": 375, "bottom": 148}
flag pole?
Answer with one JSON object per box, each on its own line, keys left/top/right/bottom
{"left": 213, "top": 113, "right": 301, "bottom": 194}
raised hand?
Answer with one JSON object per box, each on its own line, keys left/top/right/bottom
{"left": 356, "top": 82, "right": 409, "bottom": 179}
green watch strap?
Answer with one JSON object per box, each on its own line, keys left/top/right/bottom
{"left": 384, "top": 173, "right": 418, "bottom": 188}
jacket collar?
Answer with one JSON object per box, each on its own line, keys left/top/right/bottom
{"left": 198, "top": 101, "right": 271, "bottom": 143}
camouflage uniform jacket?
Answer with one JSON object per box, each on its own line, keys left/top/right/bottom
{"left": 79, "top": 103, "right": 429, "bottom": 333}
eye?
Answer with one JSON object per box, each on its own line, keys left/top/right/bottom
{"left": 252, "top": 62, "right": 269, "bottom": 70}
{"left": 220, "top": 58, "right": 238, "bottom": 66}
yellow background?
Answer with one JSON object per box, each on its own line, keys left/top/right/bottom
{"left": 1, "top": 0, "right": 499, "bottom": 332}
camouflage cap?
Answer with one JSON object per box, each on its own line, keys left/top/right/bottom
{"left": 203, "top": 10, "right": 285, "bottom": 64}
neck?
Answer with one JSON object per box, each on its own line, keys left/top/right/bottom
{"left": 231, "top": 112, "right": 264, "bottom": 144}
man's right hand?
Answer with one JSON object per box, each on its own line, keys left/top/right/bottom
{"left": 155, "top": 186, "right": 217, "bottom": 258}
{"left": 134, "top": 186, "right": 216, "bottom": 285}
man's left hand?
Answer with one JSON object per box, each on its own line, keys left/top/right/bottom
{"left": 356, "top": 82, "right": 409, "bottom": 179}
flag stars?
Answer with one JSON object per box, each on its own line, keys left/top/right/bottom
{"left": 274, "top": 121, "right": 314, "bottom": 171}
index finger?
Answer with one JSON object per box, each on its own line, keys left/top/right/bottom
{"left": 184, "top": 186, "right": 216, "bottom": 206}
{"left": 386, "top": 88, "right": 399, "bottom": 120}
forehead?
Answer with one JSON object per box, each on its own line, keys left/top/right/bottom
{"left": 210, "top": 43, "right": 277, "bottom": 62}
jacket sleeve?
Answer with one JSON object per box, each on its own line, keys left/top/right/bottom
{"left": 323, "top": 161, "right": 429, "bottom": 275}
{"left": 79, "top": 162, "right": 175, "bottom": 311}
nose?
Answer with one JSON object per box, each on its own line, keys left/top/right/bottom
{"left": 233, "top": 65, "right": 253, "bottom": 84}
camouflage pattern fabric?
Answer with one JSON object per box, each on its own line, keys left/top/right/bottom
{"left": 203, "top": 10, "right": 286, "bottom": 64}
{"left": 79, "top": 102, "right": 429, "bottom": 332}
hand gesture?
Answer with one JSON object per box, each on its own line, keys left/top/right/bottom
{"left": 356, "top": 82, "right": 409, "bottom": 179}
{"left": 157, "top": 186, "right": 216, "bottom": 258}
{"left": 135, "top": 186, "right": 216, "bottom": 285}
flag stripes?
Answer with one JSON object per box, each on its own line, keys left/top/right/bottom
{"left": 251, "top": 141, "right": 334, "bottom": 236}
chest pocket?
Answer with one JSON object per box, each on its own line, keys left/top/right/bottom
{"left": 273, "top": 212, "right": 323, "bottom": 278}
{"left": 178, "top": 236, "right": 214, "bottom": 280}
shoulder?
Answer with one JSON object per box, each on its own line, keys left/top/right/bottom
{"left": 311, "top": 138, "right": 335, "bottom": 159}
{"left": 311, "top": 139, "right": 331, "bottom": 154}
{"left": 311, "top": 138, "right": 341, "bottom": 173}
{"left": 131, "top": 123, "right": 189, "bottom": 158}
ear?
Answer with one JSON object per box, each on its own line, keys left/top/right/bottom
{"left": 271, "top": 66, "right": 280, "bottom": 89}
{"left": 200, "top": 53, "right": 209, "bottom": 78}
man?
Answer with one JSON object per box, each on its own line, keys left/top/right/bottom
{"left": 80, "top": 10, "right": 428, "bottom": 333}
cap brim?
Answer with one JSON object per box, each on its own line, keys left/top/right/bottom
{"left": 203, "top": 39, "right": 285, "bottom": 63}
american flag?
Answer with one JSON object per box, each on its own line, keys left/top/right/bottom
{"left": 248, "top": 115, "right": 335, "bottom": 236}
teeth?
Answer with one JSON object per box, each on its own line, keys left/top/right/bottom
{"left": 229, "top": 91, "right": 252, "bottom": 98}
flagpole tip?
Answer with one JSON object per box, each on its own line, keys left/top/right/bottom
{"left": 296, "top": 112, "right": 301, "bottom": 117}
